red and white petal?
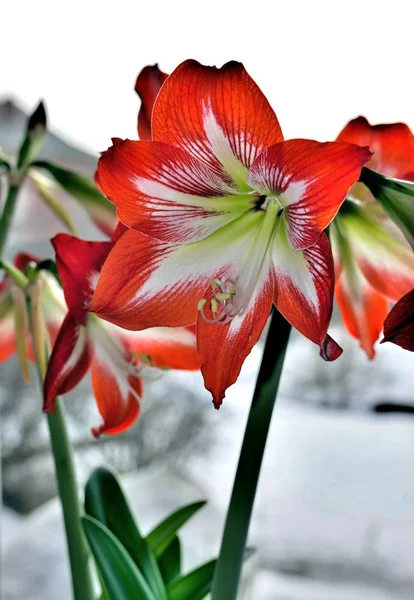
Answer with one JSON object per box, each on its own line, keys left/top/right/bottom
{"left": 135, "top": 64, "right": 168, "bottom": 141}
{"left": 272, "top": 226, "right": 341, "bottom": 360}
{"left": 90, "top": 359, "right": 141, "bottom": 438}
{"left": 248, "top": 139, "right": 371, "bottom": 250}
{"left": 122, "top": 326, "right": 200, "bottom": 370}
{"left": 91, "top": 211, "right": 268, "bottom": 331}
{"left": 336, "top": 268, "right": 389, "bottom": 359}
{"left": 152, "top": 59, "right": 283, "bottom": 187}
{"left": 43, "top": 313, "right": 91, "bottom": 413}
{"left": 96, "top": 139, "right": 253, "bottom": 244}
{"left": 339, "top": 207, "right": 414, "bottom": 302}
{"left": 337, "top": 116, "right": 414, "bottom": 179}
{"left": 87, "top": 319, "right": 142, "bottom": 437}
{"left": 52, "top": 234, "right": 113, "bottom": 325}
{"left": 197, "top": 266, "right": 274, "bottom": 408}
{"left": 382, "top": 288, "right": 414, "bottom": 352}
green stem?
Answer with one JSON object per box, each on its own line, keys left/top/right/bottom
{"left": 46, "top": 400, "right": 96, "bottom": 600}
{"left": 211, "top": 310, "right": 291, "bottom": 600}
{"left": 0, "top": 184, "right": 20, "bottom": 258}
{"left": 29, "top": 301, "right": 95, "bottom": 600}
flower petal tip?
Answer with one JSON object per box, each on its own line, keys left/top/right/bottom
{"left": 320, "top": 334, "right": 343, "bottom": 361}
{"left": 91, "top": 425, "right": 103, "bottom": 439}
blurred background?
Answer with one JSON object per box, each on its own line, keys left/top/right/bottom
{"left": 1, "top": 1, "right": 414, "bottom": 598}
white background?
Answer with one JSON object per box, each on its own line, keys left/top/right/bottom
{"left": 1, "top": 0, "right": 413, "bottom": 154}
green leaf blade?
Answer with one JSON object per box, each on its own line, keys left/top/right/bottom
{"left": 85, "top": 467, "right": 168, "bottom": 600}
{"left": 167, "top": 559, "right": 216, "bottom": 600}
{"left": 147, "top": 501, "right": 206, "bottom": 558}
{"left": 83, "top": 516, "right": 156, "bottom": 600}
{"left": 158, "top": 536, "right": 181, "bottom": 585}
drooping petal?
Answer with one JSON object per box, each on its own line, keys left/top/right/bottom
{"left": 152, "top": 59, "right": 283, "bottom": 187}
{"left": 52, "top": 234, "right": 113, "bottom": 325}
{"left": 135, "top": 64, "right": 168, "bottom": 140}
{"left": 337, "top": 116, "right": 414, "bottom": 178}
{"left": 88, "top": 318, "right": 142, "bottom": 437}
{"left": 90, "top": 358, "right": 141, "bottom": 438}
{"left": 197, "top": 261, "right": 274, "bottom": 408}
{"left": 337, "top": 204, "right": 414, "bottom": 301}
{"left": 123, "top": 326, "right": 200, "bottom": 370}
{"left": 43, "top": 313, "right": 91, "bottom": 413}
{"left": 272, "top": 225, "right": 341, "bottom": 360}
{"left": 96, "top": 138, "right": 253, "bottom": 244}
{"left": 382, "top": 288, "right": 414, "bottom": 351}
{"left": 335, "top": 268, "right": 389, "bottom": 359}
{"left": 248, "top": 139, "right": 371, "bottom": 250}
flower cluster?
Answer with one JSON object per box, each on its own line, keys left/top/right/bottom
{"left": 3, "top": 59, "right": 413, "bottom": 436}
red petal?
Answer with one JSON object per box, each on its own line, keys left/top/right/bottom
{"left": 124, "top": 327, "right": 199, "bottom": 370}
{"left": 382, "top": 288, "right": 414, "bottom": 351}
{"left": 52, "top": 234, "right": 113, "bottom": 325}
{"left": 197, "top": 272, "right": 274, "bottom": 408}
{"left": 43, "top": 313, "right": 91, "bottom": 412}
{"left": 272, "top": 229, "right": 341, "bottom": 359}
{"left": 0, "top": 313, "right": 16, "bottom": 361}
{"left": 152, "top": 59, "right": 283, "bottom": 186}
{"left": 13, "top": 251, "right": 40, "bottom": 271}
{"left": 335, "top": 265, "right": 389, "bottom": 359}
{"left": 135, "top": 64, "right": 168, "bottom": 141}
{"left": 96, "top": 138, "right": 247, "bottom": 244}
{"left": 337, "top": 116, "right": 414, "bottom": 178}
{"left": 91, "top": 229, "right": 205, "bottom": 330}
{"left": 249, "top": 139, "right": 371, "bottom": 250}
{"left": 90, "top": 353, "right": 141, "bottom": 437}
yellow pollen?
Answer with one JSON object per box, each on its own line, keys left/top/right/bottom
{"left": 210, "top": 298, "right": 219, "bottom": 313}
{"left": 197, "top": 298, "right": 208, "bottom": 310}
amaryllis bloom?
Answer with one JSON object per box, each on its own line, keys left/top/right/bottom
{"left": 92, "top": 59, "right": 371, "bottom": 407}
{"left": 331, "top": 117, "right": 414, "bottom": 358}
{"left": 43, "top": 230, "right": 199, "bottom": 437}
{"left": 381, "top": 288, "right": 414, "bottom": 352}
{"left": 0, "top": 252, "right": 66, "bottom": 379}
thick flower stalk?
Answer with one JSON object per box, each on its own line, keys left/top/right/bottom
{"left": 332, "top": 117, "right": 414, "bottom": 357}
{"left": 91, "top": 60, "right": 370, "bottom": 407}
{"left": 43, "top": 225, "right": 199, "bottom": 436}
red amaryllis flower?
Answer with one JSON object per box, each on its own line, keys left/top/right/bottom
{"left": 0, "top": 252, "right": 66, "bottom": 378}
{"left": 332, "top": 117, "right": 414, "bottom": 358}
{"left": 43, "top": 229, "right": 199, "bottom": 437}
{"left": 381, "top": 288, "right": 414, "bottom": 351}
{"left": 92, "top": 59, "right": 370, "bottom": 407}
{"left": 135, "top": 64, "right": 168, "bottom": 141}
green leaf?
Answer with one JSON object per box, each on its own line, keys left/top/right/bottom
{"left": 0, "top": 156, "right": 10, "bottom": 170}
{"left": 167, "top": 559, "right": 216, "bottom": 600}
{"left": 32, "top": 160, "right": 116, "bottom": 234}
{"left": 360, "top": 166, "right": 414, "bottom": 249}
{"left": 85, "top": 467, "right": 168, "bottom": 600}
{"left": 17, "top": 102, "right": 47, "bottom": 172}
{"left": 83, "top": 516, "right": 156, "bottom": 600}
{"left": 146, "top": 501, "right": 206, "bottom": 558}
{"left": 158, "top": 536, "right": 181, "bottom": 584}
{"left": 31, "top": 171, "right": 77, "bottom": 234}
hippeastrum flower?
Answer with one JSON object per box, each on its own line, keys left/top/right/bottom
{"left": 331, "top": 117, "right": 414, "bottom": 358}
{"left": 43, "top": 229, "right": 199, "bottom": 437}
{"left": 92, "top": 59, "right": 371, "bottom": 407}
{"left": 381, "top": 288, "right": 414, "bottom": 352}
{"left": 135, "top": 64, "right": 168, "bottom": 141}
{"left": 0, "top": 252, "right": 66, "bottom": 381}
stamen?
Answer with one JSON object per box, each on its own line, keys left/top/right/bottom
{"left": 198, "top": 278, "right": 237, "bottom": 325}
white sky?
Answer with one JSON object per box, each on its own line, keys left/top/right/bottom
{"left": 2, "top": 0, "right": 414, "bottom": 155}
